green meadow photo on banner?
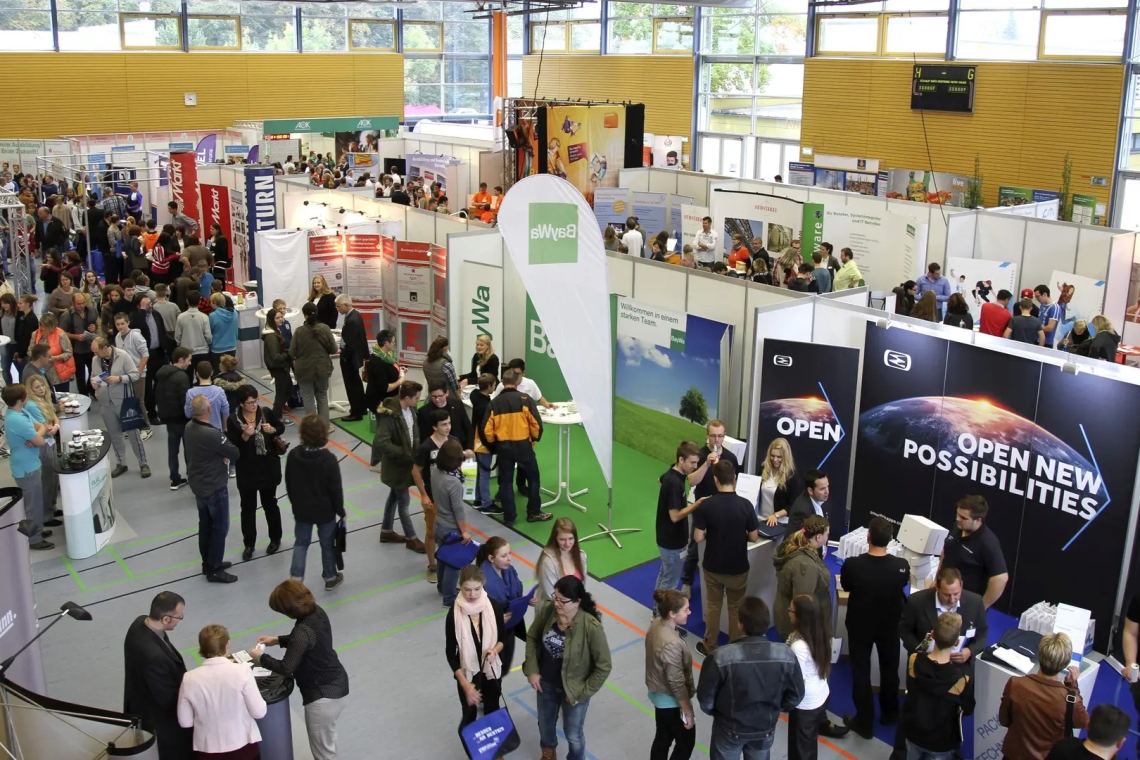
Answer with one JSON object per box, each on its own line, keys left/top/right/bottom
{"left": 614, "top": 296, "right": 733, "bottom": 464}
{"left": 998, "top": 186, "right": 1035, "bottom": 206}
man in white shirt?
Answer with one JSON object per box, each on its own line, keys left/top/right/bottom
{"left": 695, "top": 216, "right": 718, "bottom": 267}
{"left": 620, "top": 216, "right": 644, "bottom": 257}
{"left": 283, "top": 156, "right": 296, "bottom": 173}
{"left": 492, "top": 358, "right": 554, "bottom": 409}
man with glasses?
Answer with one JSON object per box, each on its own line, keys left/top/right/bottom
{"left": 123, "top": 591, "right": 194, "bottom": 760}
{"left": 680, "top": 420, "right": 739, "bottom": 599}
{"left": 416, "top": 381, "right": 473, "bottom": 451}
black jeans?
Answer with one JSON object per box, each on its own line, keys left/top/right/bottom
{"left": 167, "top": 422, "right": 185, "bottom": 481}
{"left": 456, "top": 673, "right": 502, "bottom": 733}
{"left": 651, "top": 706, "right": 695, "bottom": 760}
{"left": 144, "top": 346, "right": 165, "bottom": 416}
{"left": 189, "top": 353, "right": 210, "bottom": 382}
{"left": 496, "top": 449, "right": 540, "bottom": 523}
{"left": 270, "top": 367, "right": 291, "bottom": 418}
{"left": 340, "top": 353, "right": 366, "bottom": 417}
{"left": 849, "top": 625, "right": 901, "bottom": 730}
{"left": 239, "top": 484, "right": 283, "bottom": 549}
{"left": 74, "top": 351, "right": 93, "bottom": 396}
{"left": 788, "top": 704, "right": 826, "bottom": 760}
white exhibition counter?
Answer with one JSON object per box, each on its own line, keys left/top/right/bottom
{"left": 697, "top": 536, "right": 779, "bottom": 638}
{"left": 56, "top": 393, "right": 91, "bottom": 442}
{"left": 52, "top": 438, "right": 116, "bottom": 560}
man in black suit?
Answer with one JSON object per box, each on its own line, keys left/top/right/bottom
{"left": 336, "top": 293, "right": 368, "bottom": 421}
{"left": 123, "top": 591, "right": 193, "bottom": 760}
{"left": 390, "top": 183, "right": 411, "bottom": 206}
{"left": 780, "top": 468, "right": 830, "bottom": 538}
{"left": 36, "top": 207, "right": 66, "bottom": 256}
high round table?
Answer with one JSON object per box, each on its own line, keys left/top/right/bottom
{"left": 50, "top": 437, "right": 115, "bottom": 560}
{"left": 537, "top": 402, "right": 588, "bottom": 512}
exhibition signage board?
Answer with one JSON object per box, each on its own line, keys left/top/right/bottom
{"left": 714, "top": 189, "right": 808, "bottom": 260}
{"left": 849, "top": 323, "right": 1140, "bottom": 645}
{"left": 525, "top": 294, "right": 571, "bottom": 402}
{"left": 201, "top": 185, "right": 232, "bottom": 272}
{"left": 382, "top": 236, "right": 398, "bottom": 332}
{"left": 883, "top": 169, "right": 970, "bottom": 206}
{"left": 945, "top": 257, "right": 1018, "bottom": 325}
{"left": 632, "top": 192, "right": 668, "bottom": 253}
{"left": 542, "top": 105, "right": 626, "bottom": 207}
{"left": 680, "top": 205, "right": 708, "bottom": 250}
{"left": 195, "top": 134, "right": 217, "bottom": 164}
{"left": 615, "top": 296, "right": 733, "bottom": 465}
{"left": 669, "top": 196, "right": 692, "bottom": 240}
{"left": 229, "top": 184, "right": 249, "bottom": 286}
{"left": 431, "top": 245, "right": 448, "bottom": 325}
{"left": 911, "top": 64, "right": 976, "bottom": 113}
{"left": 593, "top": 188, "right": 632, "bottom": 232}
{"left": 0, "top": 490, "right": 46, "bottom": 692}
{"left": 168, "top": 151, "right": 202, "bottom": 237}
{"left": 499, "top": 173, "right": 614, "bottom": 486}
{"left": 788, "top": 162, "right": 815, "bottom": 187}
{"left": 308, "top": 233, "right": 346, "bottom": 294}
{"left": 1072, "top": 194, "right": 1102, "bottom": 225}
{"left": 395, "top": 240, "right": 433, "bottom": 366}
{"left": 756, "top": 339, "right": 859, "bottom": 537}
{"left": 261, "top": 116, "right": 400, "bottom": 135}
{"left": 821, "top": 207, "right": 925, "bottom": 291}
{"left": 244, "top": 166, "right": 276, "bottom": 283}
{"left": 650, "top": 135, "right": 685, "bottom": 169}
{"left": 998, "top": 186, "right": 1034, "bottom": 207}
{"left": 459, "top": 260, "right": 503, "bottom": 373}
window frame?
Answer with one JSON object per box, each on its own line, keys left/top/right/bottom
{"left": 651, "top": 15, "right": 694, "bottom": 54}
{"left": 1037, "top": 8, "right": 1127, "bottom": 60}
{"left": 531, "top": 19, "right": 600, "bottom": 52}
{"left": 814, "top": 11, "right": 949, "bottom": 57}
{"left": 119, "top": 11, "right": 182, "bottom": 50}
{"left": 881, "top": 12, "right": 950, "bottom": 56}
{"left": 403, "top": 19, "right": 443, "bottom": 52}
{"left": 187, "top": 14, "right": 241, "bottom": 50}
{"left": 348, "top": 17, "right": 396, "bottom": 51}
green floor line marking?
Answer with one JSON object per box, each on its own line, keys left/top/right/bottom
{"left": 59, "top": 555, "right": 89, "bottom": 593}
{"left": 335, "top": 610, "right": 448, "bottom": 653}
{"left": 345, "top": 500, "right": 365, "bottom": 519}
{"left": 603, "top": 682, "right": 710, "bottom": 756}
{"left": 107, "top": 546, "right": 137, "bottom": 580}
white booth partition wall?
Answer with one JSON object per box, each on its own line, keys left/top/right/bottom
{"left": 446, "top": 230, "right": 507, "bottom": 369}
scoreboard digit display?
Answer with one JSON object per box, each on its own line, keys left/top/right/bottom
{"left": 911, "top": 65, "right": 976, "bottom": 113}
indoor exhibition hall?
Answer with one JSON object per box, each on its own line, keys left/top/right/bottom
{"left": 4, "top": 1, "right": 1140, "bottom": 759}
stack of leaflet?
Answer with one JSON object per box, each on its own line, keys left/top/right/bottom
{"left": 1020, "top": 602, "right": 1094, "bottom": 659}
{"left": 836, "top": 527, "right": 905, "bottom": 560}
{"left": 992, "top": 647, "right": 1035, "bottom": 674}
{"left": 1019, "top": 601, "right": 1057, "bottom": 635}
{"left": 897, "top": 515, "right": 948, "bottom": 590}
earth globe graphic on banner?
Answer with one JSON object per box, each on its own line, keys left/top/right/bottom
{"left": 757, "top": 397, "right": 836, "bottom": 430}
{"left": 858, "top": 396, "right": 1093, "bottom": 474}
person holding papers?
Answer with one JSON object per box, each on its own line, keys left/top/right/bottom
{"left": 432, "top": 439, "right": 475, "bottom": 608}
{"left": 478, "top": 536, "right": 534, "bottom": 673}
{"left": 444, "top": 565, "right": 506, "bottom": 749}
{"left": 999, "top": 633, "right": 1089, "bottom": 760}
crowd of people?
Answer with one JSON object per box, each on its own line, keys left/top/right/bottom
{"left": 894, "top": 263, "right": 1122, "bottom": 359}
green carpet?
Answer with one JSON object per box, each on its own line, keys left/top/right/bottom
{"left": 333, "top": 417, "right": 666, "bottom": 578}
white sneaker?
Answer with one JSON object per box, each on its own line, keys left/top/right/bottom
{"left": 369, "top": 463, "right": 382, "bottom": 473}
{"left": 228, "top": 465, "right": 236, "bottom": 478}
{"left": 140, "top": 428, "right": 153, "bottom": 441}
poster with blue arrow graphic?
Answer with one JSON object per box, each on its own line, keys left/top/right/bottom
{"left": 755, "top": 339, "right": 859, "bottom": 538}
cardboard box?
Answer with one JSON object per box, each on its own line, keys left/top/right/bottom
{"left": 898, "top": 514, "right": 948, "bottom": 555}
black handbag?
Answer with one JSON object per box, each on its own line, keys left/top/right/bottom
{"left": 334, "top": 519, "right": 347, "bottom": 570}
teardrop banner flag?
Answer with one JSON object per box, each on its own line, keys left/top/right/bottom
{"left": 497, "top": 175, "right": 613, "bottom": 487}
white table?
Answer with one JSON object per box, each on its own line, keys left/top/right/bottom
{"left": 538, "top": 402, "right": 588, "bottom": 512}
{"left": 973, "top": 649, "right": 1101, "bottom": 760}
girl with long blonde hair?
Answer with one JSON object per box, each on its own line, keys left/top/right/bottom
{"left": 535, "top": 517, "right": 587, "bottom": 605}
{"left": 465, "top": 334, "right": 499, "bottom": 384}
{"left": 26, "top": 373, "right": 61, "bottom": 522}
{"left": 761, "top": 437, "right": 804, "bottom": 525}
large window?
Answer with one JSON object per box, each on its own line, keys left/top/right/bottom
{"left": 240, "top": 1, "right": 295, "bottom": 51}
{"left": 608, "top": 3, "right": 692, "bottom": 54}
{"left": 302, "top": 1, "right": 346, "bottom": 52}
{"left": 403, "top": 2, "right": 491, "bottom": 118}
{"left": 815, "top": 0, "right": 949, "bottom": 57}
{"left": 0, "top": 0, "right": 54, "bottom": 50}
{"left": 531, "top": 4, "right": 601, "bottom": 53}
{"left": 956, "top": 0, "right": 1125, "bottom": 59}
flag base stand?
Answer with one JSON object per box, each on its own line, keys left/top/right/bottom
{"left": 579, "top": 488, "right": 640, "bottom": 548}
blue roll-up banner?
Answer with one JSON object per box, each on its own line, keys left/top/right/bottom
{"left": 631, "top": 192, "right": 668, "bottom": 243}
{"left": 244, "top": 166, "right": 277, "bottom": 291}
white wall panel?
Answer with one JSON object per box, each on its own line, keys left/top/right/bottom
{"left": 630, "top": 260, "right": 687, "bottom": 309}
{"left": 1074, "top": 227, "right": 1114, "bottom": 280}
{"left": 607, "top": 255, "right": 634, "bottom": 296}
{"left": 687, "top": 274, "right": 750, "bottom": 434}
{"left": 676, "top": 172, "right": 710, "bottom": 206}
{"left": 405, "top": 208, "right": 437, "bottom": 242}
{"left": 974, "top": 214, "right": 1026, "bottom": 263}
{"left": 619, "top": 168, "right": 650, "bottom": 191}
{"left": 1021, "top": 221, "right": 1079, "bottom": 294}
{"left": 647, "top": 170, "right": 679, "bottom": 194}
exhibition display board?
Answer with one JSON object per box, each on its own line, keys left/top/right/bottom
{"left": 593, "top": 189, "right": 693, "bottom": 249}
{"left": 445, "top": 230, "right": 504, "bottom": 375}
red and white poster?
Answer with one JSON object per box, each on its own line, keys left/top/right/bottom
{"left": 396, "top": 241, "right": 432, "bottom": 315}
{"left": 382, "top": 236, "right": 397, "bottom": 332}
{"left": 430, "top": 245, "right": 448, "bottom": 325}
{"left": 201, "top": 183, "right": 232, "bottom": 247}
{"left": 399, "top": 312, "right": 431, "bottom": 366}
{"left": 308, "top": 232, "right": 345, "bottom": 294}
{"left": 168, "top": 151, "right": 202, "bottom": 233}
{"left": 345, "top": 234, "right": 384, "bottom": 293}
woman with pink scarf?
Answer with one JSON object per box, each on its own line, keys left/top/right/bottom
{"left": 445, "top": 565, "right": 507, "bottom": 746}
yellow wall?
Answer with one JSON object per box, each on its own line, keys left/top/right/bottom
{"left": 0, "top": 52, "right": 404, "bottom": 138}
{"left": 522, "top": 55, "right": 693, "bottom": 147}
{"left": 801, "top": 58, "right": 1124, "bottom": 209}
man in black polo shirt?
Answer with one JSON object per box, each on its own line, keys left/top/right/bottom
{"left": 680, "top": 420, "right": 740, "bottom": 598}
{"left": 840, "top": 517, "right": 910, "bottom": 739}
{"left": 693, "top": 460, "right": 760, "bottom": 658}
{"left": 654, "top": 441, "right": 704, "bottom": 621}
{"left": 940, "top": 495, "right": 1008, "bottom": 608}
{"left": 1118, "top": 595, "right": 1140, "bottom": 716}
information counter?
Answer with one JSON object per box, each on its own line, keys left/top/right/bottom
{"left": 697, "top": 537, "right": 779, "bottom": 638}
{"left": 254, "top": 672, "right": 295, "bottom": 760}
{"left": 51, "top": 438, "right": 116, "bottom": 560}
{"left": 57, "top": 393, "right": 92, "bottom": 441}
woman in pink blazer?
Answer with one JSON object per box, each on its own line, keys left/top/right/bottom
{"left": 177, "top": 624, "right": 267, "bottom": 759}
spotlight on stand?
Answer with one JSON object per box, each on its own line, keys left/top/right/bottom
{"left": 0, "top": 601, "right": 91, "bottom": 675}
{"left": 303, "top": 200, "right": 309, "bottom": 206}
{"left": 1062, "top": 362, "right": 1080, "bottom": 376}
{"left": 0, "top": 519, "right": 35, "bottom": 537}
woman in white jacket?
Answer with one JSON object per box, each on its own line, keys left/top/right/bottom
{"left": 534, "top": 517, "right": 588, "bottom": 605}
{"left": 178, "top": 624, "right": 267, "bottom": 759}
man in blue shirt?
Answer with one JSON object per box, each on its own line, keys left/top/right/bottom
{"left": 916, "top": 262, "right": 952, "bottom": 315}
{"left": 1035, "top": 284, "right": 1063, "bottom": 348}
{"left": 126, "top": 181, "right": 144, "bottom": 220}
{"left": 3, "top": 384, "right": 53, "bottom": 550}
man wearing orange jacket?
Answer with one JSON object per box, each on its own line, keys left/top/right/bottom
{"left": 483, "top": 367, "right": 552, "bottom": 527}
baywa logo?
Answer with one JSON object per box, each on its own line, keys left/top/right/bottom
{"left": 356, "top": 119, "right": 372, "bottom": 128}
{"left": 528, "top": 203, "right": 578, "bottom": 265}
{"left": 295, "top": 121, "right": 310, "bottom": 130}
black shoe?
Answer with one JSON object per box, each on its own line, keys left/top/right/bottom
{"left": 266, "top": 541, "right": 280, "bottom": 554}
{"left": 820, "top": 721, "right": 850, "bottom": 739}
{"left": 343, "top": 415, "right": 363, "bottom": 422}
{"left": 504, "top": 520, "right": 516, "bottom": 528}
{"left": 242, "top": 547, "right": 253, "bottom": 561}
{"left": 204, "top": 562, "right": 234, "bottom": 573}
{"left": 148, "top": 415, "right": 162, "bottom": 426}
{"left": 44, "top": 518, "right": 62, "bottom": 527}
{"left": 478, "top": 503, "right": 505, "bottom": 515}
{"left": 843, "top": 715, "right": 874, "bottom": 741}
{"left": 207, "top": 571, "right": 238, "bottom": 583}
{"left": 170, "top": 477, "right": 187, "bottom": 491}
{"left": 53, "top": 509, "right": 62, "bottom": 517}
{"left": 41, "top": 529, "right": 53, "bottom": 538}
{"left": 325, "top": 572, "right": 344, "bottom": 591}
{"left": 880, "top": 712, "right": 899, "bottom": 727}
{"left": 695, "top": 641, "right": 713, "bottom": 657}
{"left": 29, "top": 540, "right": 54, "bottom": 550}
{"left": 527, "top": 511, "right": 554, "bottom": 522}
{"left": 111, "top": 464, "right": 128, "bottom": 478}
{"left": 676, "top": 627, "right": 689, "bottom": 639}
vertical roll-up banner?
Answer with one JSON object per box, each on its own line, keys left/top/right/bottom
{"left": 244, "top": 166, "right": 277, "bottom": 287}
{"left": 498, "top": 174, "right": 613, "bottom": 487}
{"left": 195, "top": 133, "right": 217, "bottom": 165}
{"left": 801, "top": 203, "right": 825, "bottom": 261}
{"left": 201, "top": 184, "right": 232, "bottom": 251}
{"left": 168, "top": 150, "right": 201, "bottom": 235}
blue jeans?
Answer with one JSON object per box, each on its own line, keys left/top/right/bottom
{"left": 291, "top": 520, "right": 338, "bottom": 581}
{"left": 654, "top": 546, "right": 686, "bottom": 603}
{"left": 536, "top": 678, "right": 590, "bottom": 760}
{"left": 475, "top": 452, "right": 493, "bottom": 507}
{"left": 906, "top": 741, "right": 956, "bottom": 760}
{"left": 710, "top": 722, "right": 775, "bottom": 760}
{"left": 435, "top": 525, "right": 461, "bottom": 606}
{"left": 382, "top": 487, "right": 415, "bottom": 538}
{"left": 195, "top": 486, "right": 230, "bottom": 575}
{"left": 166, "top": 423, "right": 185, "bottom": 481}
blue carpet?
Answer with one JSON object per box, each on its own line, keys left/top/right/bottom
{"left": 603, "top": 558, "right": 730, "bottom": 647}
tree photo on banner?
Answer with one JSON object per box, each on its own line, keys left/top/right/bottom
{"left": 1047, "top": 270, "right": 1106, "bottom": 347}
{"left": 754, "top": 339, "right": 858, "bottom": 535}
{"left": 850, "top": 323, "right": 1140, "bottom": 644}
{"left": 614, "top": 297, "right": 732, "bottom": 465}
{"left": 946, "top": 257, "right": 1018, "bottom": 325}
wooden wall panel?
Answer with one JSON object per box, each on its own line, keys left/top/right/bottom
{"left": 0, "top": 52, "right": 404, "bottom": 137}
{"left": 802, "top": 58, "right": 1123, "bottom": 209}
